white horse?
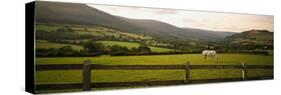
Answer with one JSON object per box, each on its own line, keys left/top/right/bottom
{"left": 202, "top": 50, "right": 218, "bottom": 63}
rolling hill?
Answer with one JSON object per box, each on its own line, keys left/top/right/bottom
{"left": 181, "top": 28, "right": 235, "bottom": 41}
{"left": 35, "top": 1, "right": 235, "bottom": 41}
{"left": 226, "top": 30, "right": 273, "bottom": 49}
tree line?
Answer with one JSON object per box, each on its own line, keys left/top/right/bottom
{"left": 36, "top": 42, "right": 152, "bottom": 57}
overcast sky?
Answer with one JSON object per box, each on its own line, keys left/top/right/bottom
{"left": 88, "top": 4, "right": 273, "bottom": 32}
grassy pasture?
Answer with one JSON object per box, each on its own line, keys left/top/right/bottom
{"left": 36, "top": 54, "right": 273, "bottom": 85}
{"left": 36, "top": 24, "right": 64, "bottom": 32}
{"left": 34, "top": 24, "right": 273, "bottom": 92}
{"left": 36, "top": 42, "right": 84, "bottom": 50}
{"left": 75, "top": 31, "right": 104, "bottom": 37}
{"left": 96, "top": 41, "right": 139, "bottom": 49}
{"left": 36, "top": 54, "right": 273, "bottom": 65}
{"left": 36, "top": 41, "right": 174, "bottom": 52}
{"left": 96, "top": 41, "right": 175, "bottom": 53}
{"left": 118, "top": 32, "right": 152, "bottom": 39}
{"left": 37, "top": 24, "right": 151, "bottom": 40}
{"left": 35, "top": 41, "right": 175, "bottom": 53}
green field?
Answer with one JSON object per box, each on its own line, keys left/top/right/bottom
{"left": 96, "top": 41, "right": 175, "bottom": 53}
{"left": 34, "top": 23, "right": 273, "bottom": 92}
{"left": 36, "top": 54, "right": 273, "bottom": 65}
{"left": 36, "top": 42, "right": 84, "bottom": 50}
{"left": 36, "top": 24, "right": 64, "bottom": 32}
{"left": 36, "top": 54, "right": 273, "bottom": 85}
{"left": 37, "top": 24, "right": 152, "bottom": 40}
{"left": 36, "top": 41, "right": 174, "bottom": 53}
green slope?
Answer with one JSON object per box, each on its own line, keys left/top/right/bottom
{"left": 97, "top": 41, "right": 174, "bottom": 53}
{"left": 36, "top": 42, "right": 83, "bottom": 50}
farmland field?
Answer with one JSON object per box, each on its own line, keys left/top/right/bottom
{"left": 36, "top": 42, "right": 84, "bottom": 50}
{"left": 36, "top": 53, "right": 273, "bottom": 86}
{"left": 36, "top": 24, "right": 64, "bottom": 32}
{"left": 96, "top": 41, "right": 175, "bottom": 53}
{"left": 36, "top": 41, "right": 175, "bottom": 53}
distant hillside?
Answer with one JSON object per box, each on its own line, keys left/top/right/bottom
{"left": 35, "top": 1, "right": 144, "bottom": 32}
{"left": 118, "top": 18, "right": 192, "bottom": 40}
{"left": 35, "top": 1, "right": 235, "bottom": 41}
{"left": 226, "top": 30, "right": 273, "bottom": 50}
{"left": 181, "top": 28, "right": 235, "bottom": 41}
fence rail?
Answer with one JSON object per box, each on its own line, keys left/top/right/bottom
{"left": 35, "top": 61, "right": 273, "bottom": 91}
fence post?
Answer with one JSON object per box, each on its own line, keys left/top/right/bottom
{"left": 184, "top": 62, "right": 190, "bottom": 83}
{"left": 242, "top": 62, "right": 247, "bottom": 80}
{"left": 83, "top": 60, "right": 91, "bottom": 91}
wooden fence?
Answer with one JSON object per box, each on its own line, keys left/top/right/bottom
{"left": 35, "top": 60, "right": 273, "bottom": 91}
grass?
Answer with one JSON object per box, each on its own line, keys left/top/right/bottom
{"left": 149, "top": 47, "right": 175, "bottom": 52}
{"left": 96, "top": 41, "right": 174, "bottom": 53}
{"left": 119, "top": 32, "right": 152, "bottom": 39}
{"left": 36, "top": 42, "right": 84, "bottom": 50}
{"left": 97, "top": 41, "right": 140, "bottom": 49}
{"left": 36, "top": 54, "right": 273, "bottom": 65}
{"left": 36, "top": 24, "right": 64, "bottom": 32}
{"left": 35, "top": 53, "right": 273, "bottom": 93}
{"left": 37, "top": 24, "right": 152, "bottom": 40}
{"left": 36, "top": 54, "right": 273, "bottom": 84}
{"left": 34, "top": 23, "right": 273, "bottom": 92}
{"left": 36, "top": 24, "right": 170, "bottom": 53}
{"left": 36, "top": 68, "right": 272, "bottom": 93}
{"left": 75, "top": 31, "right": 104, "bottom": 37}
{"left": 35, "top": 40, "right": 175, "bottom": 53}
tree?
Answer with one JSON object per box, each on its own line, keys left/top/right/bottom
{"left": 137, "top": 45, "right": 151, "bottom": 53}
{"left": 131, "top": 47, "right": 138, "bottom": 52}
{"left": 59, "top": 46, "right": 74, "bottom": 51}
{"left": 110, "top": 45, "right": 129, "bottom": 55}
{"left": 83, "top": 42, "right": 105, "bottom": 53}
{"left": 57, "top": 46, "right": 75, "bottom": 55}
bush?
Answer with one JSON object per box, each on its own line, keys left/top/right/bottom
{"left": 137, "top": 45, "right": 151, "bottom": 54}
{"left": 83, "top": 42, "right": 105, "bottom": 53}
{"left": 36, "top": 46, "right": 79, "bottom": 57}
{"left": 110, "top": 45, "right": 129, "bottom": 55}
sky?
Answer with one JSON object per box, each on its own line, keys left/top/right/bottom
{"left": 88, "top": 4, "right": 273, "bottom": 32}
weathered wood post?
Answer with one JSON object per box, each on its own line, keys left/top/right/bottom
{"left": 184, "top": 61, "right": 190, "bottom": 83}
{"left": 83, "top": 60, "right": 91, "bottom": 91}
{"left": 242, "top": 62, "right": 247, "bottom": 80}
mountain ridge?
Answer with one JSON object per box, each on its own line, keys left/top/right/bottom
{"left": 35, "top": 1, "right": 236, "bottom": 41}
